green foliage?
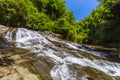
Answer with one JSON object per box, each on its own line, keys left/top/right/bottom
{"left": 3, "top": 0, "right": 119, "bottom": 44}
{"left": 0, "top": 0, "right": 88, "bottom": 43}
{"left": 78, "top": 0, "right": 120, "bottom": 44}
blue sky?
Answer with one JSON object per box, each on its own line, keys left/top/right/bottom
{"left": 65, "top": 0, "right": 99, "bottom": 21}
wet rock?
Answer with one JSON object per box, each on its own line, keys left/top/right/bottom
{"left": 85, "top": 45, "right": 120, "bottom": 63}
{"left": 1, "top": 27, "right": 120, "bottom": 80}
{"left": 0, "top": 48, "right": 54, "bottom": 80}
{"left": 85, "top": 45, "right": 116, "bottom": 52}
{"left": 0, "top": 58, "right": 13, "bottom": 66}
{"left": 68, "top": 64, "right": 85, "bottom": 79}
{"left": 115, "top": 77, "right": 120, "bottom": 80}
{"left": 69, "top": 64, "right": 113, "bottom": 80}
{"left": 41, "top": 31, "right": 62, "bottom": 38}
{"left": 33, "top": 56, "right": 54, "bottom": 80}
{"left": 0, "top": 25, "right": 9, "bottom": 36}
{"left": 0, "top": 37, "right": 13, "bottom": 51}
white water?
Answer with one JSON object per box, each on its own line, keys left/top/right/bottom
{"left": 5, "top": 28, "right": 120, "bottom": 80}
{"left": 45, "top": 34, "right": 108, "bottom": 58}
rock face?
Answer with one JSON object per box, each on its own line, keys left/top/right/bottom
{"left": 0, "top": 48, "right": 54, "bottom": 80}
{"left": 0, "top": 25, "right": 12, "bottom": 51}
{"left": 0, "top": 25, "right": 53, "bottom": 80}
{"left": 0, "top": 25, "right": 9, "bottom": 36}
{"left": 0, "top": 65, "right": 39, "bottom": 80}
{"left": 0, "top": 49, "right": 39, "bottom": 80}
{"left": 0, "top": 26, "right": 120, "bottom": 80}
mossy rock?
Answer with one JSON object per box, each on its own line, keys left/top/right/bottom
{"left": 84, "top": 66, "right": 112, "bottom": 80}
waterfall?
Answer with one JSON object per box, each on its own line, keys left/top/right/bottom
{"left": 4, "top": 28, "right": 120, "bottom": 80}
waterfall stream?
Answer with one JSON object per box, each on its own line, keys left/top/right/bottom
{"left": 4, "top": 28, "right": 120, "bottom": 80}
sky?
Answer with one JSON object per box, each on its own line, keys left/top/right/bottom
{"left": 65, "top": 0, "right": 99, "bottom": 21}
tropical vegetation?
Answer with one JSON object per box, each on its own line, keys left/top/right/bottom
{"left": 0, "top": 0, "right": 120, "bottom": 44}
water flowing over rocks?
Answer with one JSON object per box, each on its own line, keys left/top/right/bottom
{"left": 0, "top": 27, "right": 120, "bottom": 80}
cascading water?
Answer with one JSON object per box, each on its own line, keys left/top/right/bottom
{"left": 5, "top": 28, "right": 120, "bottom": 80}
